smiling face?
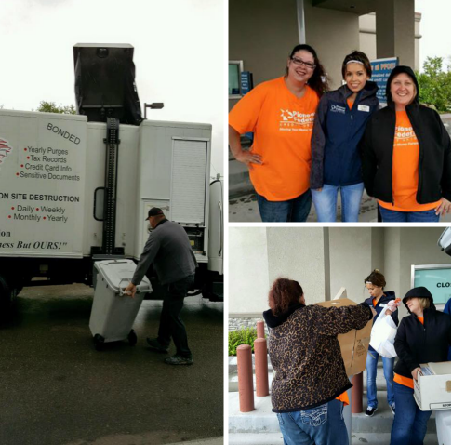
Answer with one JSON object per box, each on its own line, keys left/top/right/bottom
{"left": 345, "top": 63, "right": 368, "bottom": 93}
{"left": 365, "top": 283, "right": 383, "bottom": 299}
{"left": 391, "top": 73, "right": 417, "bottom": 110}
{"left": 405, "top": 297, "right": 422, "bottom": 316}
{"left": 286, "top": 50, "right": 315, "bottom": 84}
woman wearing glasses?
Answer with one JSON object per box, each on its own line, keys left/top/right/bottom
{"left": 229, "top": 44, "right": 328, "bottom": 222}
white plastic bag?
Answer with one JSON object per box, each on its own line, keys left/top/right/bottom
{"left": 369, "top": 305, "right": 397, "bottom": 358}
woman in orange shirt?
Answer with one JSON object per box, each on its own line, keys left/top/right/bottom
{"left": 362, "top": 65, "right": 451, "bottom": 222}
{"left": 229, "top": 44, "right": 328, "bottom": 222}
{"left": 390, "top": 287, "right": 451, "bottom": 444}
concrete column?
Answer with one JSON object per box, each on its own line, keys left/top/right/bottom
{"left": 254, "top": 339, "right": 270, "bottom": 397}
{"left": 376, "top": 0, "right": 415, "bottom": 67}
{"left": 237, "top": 344, "right": 255, "bottom": 412}
{"left": 352, "top": 372, "right": 364, "bottom": 413}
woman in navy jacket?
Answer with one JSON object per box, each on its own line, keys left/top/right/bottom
{"left": 311, "top": 51, "right": 379, "bottom": 222}
{"left": 391, "top": 287, "right": 451, "bottom": 445}
{"left": 363, "top": 270, "right": 398, "bottom": 417}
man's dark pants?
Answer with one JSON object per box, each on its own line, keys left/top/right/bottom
{"left": 157, "top": 274, "right": 194, "bottom": 358}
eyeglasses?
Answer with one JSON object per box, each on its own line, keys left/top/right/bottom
{"left": 291, "top": 57, "right": 316, "bottom": 70}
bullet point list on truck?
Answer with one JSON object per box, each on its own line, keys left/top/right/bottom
{"left": 0, "top": 193, "right": 80, "bottom": 202}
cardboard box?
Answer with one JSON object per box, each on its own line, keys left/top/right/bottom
{"left": 414, "top": 361, "right": 451, "bottom": 411}
{"left": 317, "top": 288, "right": 373, "bottom": 376}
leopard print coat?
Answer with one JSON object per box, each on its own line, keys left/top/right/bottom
{"left": 264, "top": 303, "right": 372, "bottom": 412}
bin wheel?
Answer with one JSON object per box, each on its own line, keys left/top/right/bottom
{"left": 93, "top": 334, "right": 105, "bottom": 351}
{"left": 128, "top": 330, "right": 138, "bottom": 346}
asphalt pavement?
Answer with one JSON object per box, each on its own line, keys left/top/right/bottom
{"left": 0, "top": 284, "right": 223, "bottom": 445}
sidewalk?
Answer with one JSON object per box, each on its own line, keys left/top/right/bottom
{"left": 228, "top": 357, "right": 439, "bottom": 444}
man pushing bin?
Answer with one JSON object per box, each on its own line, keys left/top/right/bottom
{"left": 125, "top": 207, "right": 197, "bottom": 365}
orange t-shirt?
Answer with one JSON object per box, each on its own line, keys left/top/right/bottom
{"left": 229, "top": 77, "right": 320, "bottom": 201}
{"left": 379, "top": 111, "right": 441, "bottom": 211}
{"left": 347, "top": 99, "right": 353, "bottom": 110}
{"left": 336, "top": 391, "right": 350, "bottom": 406}
{"left": 393, "top": 316, "right": 424, "bottom": 388}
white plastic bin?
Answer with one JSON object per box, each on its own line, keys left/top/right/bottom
{"left": 436, "top": 410, "right": 451, "bottom": 445}
{"left": 89, "top": 259, "right": 152, "bottom": 349}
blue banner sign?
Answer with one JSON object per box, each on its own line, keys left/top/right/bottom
{"left": 370, "top": 57, "right": 399, "bottom": 106}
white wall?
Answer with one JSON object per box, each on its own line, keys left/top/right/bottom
{"left": 228, "top": 227, "right": 270, "bottom": 316}
{"left": 267, "top": 227, "right": 327, "bottom": 304}
{"left": 229, "top": 227, "right": 450, "bottom": 318}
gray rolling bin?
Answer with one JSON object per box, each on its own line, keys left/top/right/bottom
{"left": 89, "top": 260, "right": 152, "bottom": 350}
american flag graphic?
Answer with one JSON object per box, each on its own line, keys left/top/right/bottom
{"left": 0, "top": 138, "right": 13, "bottom": 165}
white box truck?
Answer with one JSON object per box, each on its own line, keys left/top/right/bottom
{"left": 0, "top": 43, "right": 223, "bottom": 318}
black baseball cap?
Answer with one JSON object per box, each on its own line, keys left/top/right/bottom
{"left": 145, "top": 207, "right": 165, "bottom": 220}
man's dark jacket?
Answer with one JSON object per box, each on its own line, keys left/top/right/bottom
{"left": 361, "top": 65, "right": 451, "bottom": 204}
{"left": 132, "top": 219, "right": 196, "bottom": 286}
{"left": 394, "top": 304, "right": 451, "bottom": 378}
{"left": 311, "top": 81, "right": 379, "bottom": 189}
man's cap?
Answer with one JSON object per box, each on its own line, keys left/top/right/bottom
{"left": 403, "top": 286, "right": 433, "bottom": 304}
{"left": 145, "top": 207, "right": 165, "bottom": 220}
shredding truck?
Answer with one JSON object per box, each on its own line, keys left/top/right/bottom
{"left": 0, "top": 43, "right": 223, "bottom": 319}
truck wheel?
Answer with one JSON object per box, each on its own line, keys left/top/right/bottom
{"left": 93, "top": 334, "right": 105, "bottom": 351}
{"left": 0, "top": 276, "right": 13, "bottom": 319}
{"left": 127, "top": 330, "right": 138, "bottom": 346}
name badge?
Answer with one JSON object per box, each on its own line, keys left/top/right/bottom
{"left": 379, "top": 304, "right": 387, "bottom": 307}
{"left": 358, "top": 105, "right": 370, "bottom": 112}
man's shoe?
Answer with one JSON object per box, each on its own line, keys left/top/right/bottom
{"left": 164, "top": 355, "right": 194, "bottom": 366}
{"left": 365, "top": 407, "right": 378, "bottom": 417}
{"left": 146, "top": 338, "right": 168, "bottom": 353}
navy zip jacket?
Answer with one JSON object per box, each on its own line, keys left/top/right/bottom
{"left": 394, "top": 305, "right": 451, "bottom": 378}
{"left": 364, "top": 291, "right": 398, "bottom": 353}
{"left": 311, "top": 81, "right": 379, "bottom": 189}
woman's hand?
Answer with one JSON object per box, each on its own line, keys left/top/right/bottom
{"left": 435, "top": 198, "right": 451, "bottom": 215}
{"left": 234, "top": 146, "right": 263, "bottom": 168}
{"left": 411, "top": 367, "right": 421, "bottom": 381}
{"left": 385, "top": 309, "right": 392, "bottom": 316}
{"left": 229, "top": 125, "right": 263, "bottom": 169}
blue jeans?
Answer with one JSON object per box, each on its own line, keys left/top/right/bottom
{"left": 276, "top": 400, "right": 348, "bottom": 445}
{"left": 258, "top": 189, "right": 312, "bottom": 222}
{"left": 312, "top": 183, "right": 364, "bottom": 222}
{"left": 390, "top": 382, "right": 432, "bottom": 445}
{"left": 366, "top": 350, "right": 394, "bottom": 409}
{"left": 379, "top": 206, "right": 440, "bottom": 223}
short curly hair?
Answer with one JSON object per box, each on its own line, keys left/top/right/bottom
{"left": 269, "top": 278, "right": 303, "bottom": 316}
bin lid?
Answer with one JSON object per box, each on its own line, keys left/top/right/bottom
{"left": 95, "top": 260, "right": 152, "bottom": 292}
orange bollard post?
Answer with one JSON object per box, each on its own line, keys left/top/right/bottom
{"left": 236, "top": 344, "right": 255, "bottom": 412}
{"left": 257, "top": 320, "right": 265, "bottom": 339}
{"left": 351, "top": 372, "right": 363, "bottom": 413}
{"left": 254, "top": 338, "right": 269, "bottom": 397}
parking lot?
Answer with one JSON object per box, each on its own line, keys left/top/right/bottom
{"left": 0, "top": 284, "right": 223, "bottom": 445}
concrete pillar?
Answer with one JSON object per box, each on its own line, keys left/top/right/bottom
{"left": 343, "top": 381, "right": 353, "bottom": 445}
{"left": 352, "top": 372, "right": 364, "bottom": 413}
{"left": 254, "top": 338, "right": 270, "bottom": 397}
{"left": 257, "top": 320, "right": 265, "bottom": 339}
{"left": 376, "top": 0, "right": 415, "bottom": 67}
{"left": 237, "top": 344, "right": 255, "bottom": 412}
